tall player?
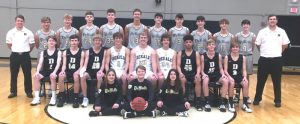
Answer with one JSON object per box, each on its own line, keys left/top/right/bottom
{"left": 124, "top": 8, "right": 148, "bottom": 49}
{"left": 213, "top": 18, "right": 234, "bottom": 58}
{"left": 128, "top": 32, "right": 158, "bottom": 90}
{"left": 100, "top": 8, "right": 124, "bottom": 48}
{"left": 177, "top": 35, "right": 201, "bottom": 110}
{"left": 235, "top": 19, "right": 256, "bottom": 103}
{"left": 156, "top": 33, "right": 176, "bottom": 89}
{"left": 191, "top": 16, "right": 212, "bottom": 54}
{"left": 201, "top": 39, "right": 228, "bottom": 112}
{"left": 56, "top": 35, "right": 84, "bottom": 108}
{"left": 80, "top": 36, "right": 106, "bottom": 107}
{"left": 149, "top": 13, "right": 167, "bottom": 50}
{"left": 105, "top": 32, "right": 130, "bottom": 96}
{"left": 56, "top": 14, "right": 79, "bottom": 51}
{"left": 31, "top": 36, "right": 61, "bottom": 106}
{"left": 34, "top": 16, "right": 56, "bottom": 60}
{"left": 79, "top": 11, "right": 100, "bottom": 50}
{"left": 168, "top": 13, "right": 189, "bottom": 52}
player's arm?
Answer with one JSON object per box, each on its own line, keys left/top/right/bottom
{"left": 218, "top": 54, "right": 225, "bottom": 76}
{"left": 36, "top": 51, "right": 44, "bottom": 73}
{"left": 99, "top": 50, "right": 106, "bottom": 73}
{"left": 105, "top": 48, "right": 111, "bottom": 72}
{"left": 79, "top": 51, "right": 85, "bottom": 71}
{"left": 128, "top": 49, "right": 136, "bottom": 74}
{"left": 99, "top": 25, "right": 103, "bottom": 38}
{"left": 29, "top": 32, "right": 35, "bottom": 52}
{"left": 55, "top": 31, "right": 61, "bottom": 49}
{"left": 124, "top": 25, "right": 129, "bottom": 46}
{"left": 124, "top": 48, "right": 130, "bottom": 74}
{"left": 151, "top": 49, "right": 158, "bottom": 74}
{"left": 78, "top": 26, "right": 83, "bottom": 43}
{"left": 223, "top": 55, "right": 232, "bottom": 79}
{"left": 52, "top": 51, "right": 62, "bottom": 74}
{"left": 171, "top": 51, "right": 177, "bottom": 69}
{"left": 119, "top": 26, "right": 124, "bottom": 38}
{"left": 252, "top": 34, "right": 256, "bottom": 52}
{"left": 60, "top": 51, "right": 67, "bottom": 73}
{"left": 200, "top": 55, "right": 206, "bottom": 76}
{"left": 34, "top": 33, "right": 39, "bottom": 49}
{"left": 208, "top": 30, "right": 213, "bottom": 39}
{"left": 176, "top": 51, "right": 182, "bottom": 73}
{"left": 196, "top": 51, "right": 201, "bottom": 76}
{"left": 83, "top": 50, "right": 89, "bottom": 69}
{"left": 242, "top": 56, "right": 247, "bottom": 78}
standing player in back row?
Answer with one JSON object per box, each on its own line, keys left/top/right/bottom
{"left": 105, "top": 32, "right": 130, "bottom": 96}
{"left": 100, "top": 8, "right": 124, "bottom": 49}
{"left": 56, "top": 14, "right": 79, "bottom": 51}
{"left": 125, "top": 8, "right": 148, "bottom": 49}
{"left": 234, "top": 19, "right": 256, "bottom": 103}
{"left": 34, "top": 16, "right": 56, "bottom": 61}
{"left": 148, "top": 13, "right": 167, "bottom": 50}
{"left": 168, "top": 13, "right": 189, "bottom": 52}
{"left": 191, "top": 16, "right": 212, "bottom": 54}
{"left": 79, "top": 11, "right": 100, "bottom": 50}
{"left": 213, "top": 18, "right": 234, "bottom": 58}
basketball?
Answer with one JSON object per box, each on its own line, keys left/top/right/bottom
{"left": 131, "top": 97, "right": 147, "bottom": 111}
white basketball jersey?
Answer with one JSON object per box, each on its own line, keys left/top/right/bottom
{"left": 157, "top": 48, "right": 175, "bottom": 78}
{"left": 110, "top": 46, "right": 126, "bottom": 71}
{"left": 134, "top": 46, "right": 153, "bottom": 72}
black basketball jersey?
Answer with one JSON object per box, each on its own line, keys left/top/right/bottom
{"left": 86, "top": 47, "right": 105, "bottom": 73}
{"left": 42, "top": 49, "right": 58, "bottom": 72}
{"left": 204, "top": 52, "right": 220, "bottom": 76}
{"left": 180, "top": 50, "right": 197, "bottom": 76}
{"left": 227, "top": 54, "right": 243, "bottom": 78}
{"left": 66, "top": 48, "right": 82, "bottom": 72}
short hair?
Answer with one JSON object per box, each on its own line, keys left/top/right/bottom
{"left": 175, "top": 13, "right": 184, "bottom": 19}
{"left": 230, "top": 41, "right": 240, "bottom": 49}
{"left": 136, "top": 65, "right": 146, "bottom": 72}
{"left": 133, "top": 8, "right": 142, "bottom": 14}
{"left": 113, "top": 32, "right": 123, "bottom": 39}
{"left": 196, "top": 16, "right": 205, "bottom": 21}
{"left": 241, "top": 19, "right": 250, "bottom": 25}
{"left": 207, "top": 39, "right": 215, "bottom": 45}
{"left": 41, "top": 16, "right": 51, "bottom": 23}
{"left": 15, "top": 14, "right": 25, "bottom": 21}
{"left": 85, "top": 11, "right": 94, "bottom": 17}
{"left": 47, "top": 36, "right": 57, "bottom": 42}
{"left": 107, "top": 8, "right": 116, "bottom": 14}
{"left": 183, "top": 34, "right": 194, "bottom": 42}
{"left": 154, "top": 13, "right": 163, "bottom": 18}
{"left": 267, "top": 14, "right": 277, "bottom": 20}
{"left": 139, "top": 32, "right": 148, "bottom": 38}
{"left": 93, "top": 35, "right": 102, "bottom": 41}
{"left": 63, "top": 14, "right": 73, "bottom": 20}
{"left": 160, "top": 33, "right": 171, "bottom": 47}
{"left": 69, "top": 34, "right": 79, "bottom": 40}
{"left": 219, "top": 18, "right": 229, "bottom": 25}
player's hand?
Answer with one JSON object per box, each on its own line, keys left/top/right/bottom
{"left": 195, "top": 73, "right": 200, "bottom": 79}
{"left": 157, "top": 100, "right": 163, "bottom": 108}
{"left": 50, "top": 72, "right": 57, "bottom": 79}
{"left": 59, "top": 71, "right": 65, "bottom": 76}
{"left": 143, "top": 101, "right": 149, "bottom": 110}
{"left": 34, "top": 72, "right": 40, "bottom": 78}
{"left": 202, "top": 74, "right": 208, "bottom": 80}
{"left": 179, "top": 73, "right": 185, "bottom": 78}
{"left": 221, "top": 74, "right": 228, "bottom": 79}
{"left": 112, "top": 103, "right": 119, "bottom": 109}
{"left": 185, "top": 102, "right": 191, "bottom": 109}
{"left": 97, "top": 71, "right": 104, "bottom": 77}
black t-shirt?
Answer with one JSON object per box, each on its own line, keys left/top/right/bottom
{"left": 180, "top": 50, "right": 197, "bottom": 76}
{"left": 96, "top": 81, "right": 122, "bottom": 106}
{"left": 127, "top": 79, "right": 154, "bottom": 102}
{"left": 86, "top": 47, "right": 105, "bottom": 73}
{"left": 158, "top": 82, "right": 185, "bottom": 106}
{"left": 66, "top": 48, "right": 82, "bottom": 73}
{"left": 227, "top": 54, "right": 243, "bottom": 79}
{"left": 42, "top": 49, "right": 58, "bottom": 72}
{"left": 204, "top": 52, "right": 220, "bottom": 76}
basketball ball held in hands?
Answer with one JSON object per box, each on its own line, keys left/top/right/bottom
{"left": 131, "top": 97, "right": 147, "bottom": 111}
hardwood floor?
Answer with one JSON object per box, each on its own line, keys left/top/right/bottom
{"left": 0, "top": 63, "right": 300, "bottom": 124}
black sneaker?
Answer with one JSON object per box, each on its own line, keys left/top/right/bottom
{"left": 123, "top": 111, "right": 136, "bottom": 119}
{"left": 73, "top": 97, "right": 79, "bottom": 108}
{"left": 204, "top": 104, "right": 212, "bottom": 112}
{"left": 89, "top": 111, "right": 100, "bottom": 117}
{"left": 195, "top": 100, "right": 203, "bottom": 111}
{"left": 56, "top": 95, "right": 65, "bottom": 107}
{"left": 219, "top": 104, "right": 226, "bottom": 112}
{"left": 160, "top": 111, "right": 167, "bottom": 116}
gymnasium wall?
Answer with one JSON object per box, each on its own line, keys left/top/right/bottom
{"left": 0, "top": 0, "right": 299, "bottom": 64}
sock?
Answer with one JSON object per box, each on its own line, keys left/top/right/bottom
{"left": 34, "top": 91, "right": 39, "bottom": 98}
{"left": 204, "top": 96, "right": 209, "bottom": 104}
{"left": 243, "top": 97, "right": 248, "bottom": 105}
{"left": 51, "top": 91, "right": 56, "bottom": 98}
{"left": 229, "top": 97, "right": 233, "bottom": 104}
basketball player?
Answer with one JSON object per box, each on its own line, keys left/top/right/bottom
{"left": 235, "top": 19, "right": 256, "bottom": 103}
{"left": 177, "top": 35, "right": 201, "bottom": 110}
{"left": 80, "top": 36, "right": 106, "bottom": 107}
{"left": 123, "top": 65, "right": 156, "bottom": 119}
{"left": 100, "top": 8, "right": 124, "bottom": 48}
{"left": 224, "top": 42, "right": 252, "bottom": 113}
{"left": 156, "top": 33, "right": 176, "bottom": 89}
{"left": 56, "top": 14, "right": 79, "bottom": 51}
{"left": 201, "top": 39, "right": 229, "bottom": 112}
{"left": 31, "top": 36, "right": 61, "bottom": 106}
{"left": 79, "top": 11, "right": 100, "bottom": 50}
{"left": 105, "top": 32, "right": 130, "bottom": 96}
{"left": 149, "top": 13, "right": 167, "bottom": 50}
{"left": 34, "top": 16, "right": 56, "bottom": 60}
{"left": 168, "top": 13, "right": 189, "bottom": 52}
{"left": 128, "top": 32, "right": 158, "bottom": 90}
{"left": 124, "top": 8, "right": 148, "bottom": 49}
{"left": 157, "top": 69, "right": 190, "bottom": 117}
{"left": 56, "top": 35, "right": 85, "bottom": 108}
{"left": 191, "top": 16, "right": 212, "bottom": 54}
{"left": 213, "top": 18, "right": 234, "bottom": 58}
{"left": 89, "top": 69, "right": 123, "bottom": 116}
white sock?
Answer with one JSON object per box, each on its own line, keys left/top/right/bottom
{"left": 34, "top": 91, "right": 39, "bottom": 98}
{"left": 51, "top": 91, "right": 56, "bottom": 98}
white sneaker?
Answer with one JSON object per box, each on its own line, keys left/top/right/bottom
{"left": 219, "top": 104, "right": 226, "bottom": 112}
{"left": 242, "top": 104, "right": 252, "bottom": 113}
{"left": 177, "top": 111, "right": 189, "bottom": 117}
{"left": 81, "top": 97, "right": 89, "bottom": 107}
{"left": 30, "top": 98, "right": 41, "bottom": 106}
{"left": 49, "top": 97, "right": 56, "bottom": 106}
{"left": 228, "top": 103, "right": 235, "bottom": 112}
